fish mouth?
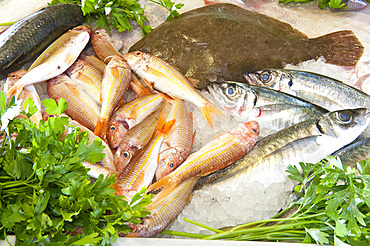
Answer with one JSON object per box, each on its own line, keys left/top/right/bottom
{"left": 243, "top": 72, "right": 258, "bottom": 86}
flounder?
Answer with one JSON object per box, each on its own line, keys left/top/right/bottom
{"left": 130, "top": 3, "right": 364, "bottom": 90}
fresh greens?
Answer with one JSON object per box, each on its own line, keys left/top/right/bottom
{"left": 49, "top": 0, "right": 153, "bottom": 35}
{"left": 0, "top": 93, "right": 152, "bottom": 245}
{"left": 150, "top": 0, "right": 184, "bottom": 21}
{"left": 279, "top": 0, "right": 370, "bottom": 9}
{"left": 162, "top": 156, "right": 370, "bottom": 245}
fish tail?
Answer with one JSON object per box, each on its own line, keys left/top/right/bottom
{"left": 155, "top": 111, "right": 176, "bottom": 135}
{"left": 130, "top": 74, "right": 152, "bottom": 96}
{"left": 94, "top": 119, "right": 108, "bottom": 141}
{"left": 200, "top": 101, "right": 228, "bottom": 128}
{"left": 147, "top": 177, "right": 176, "bottom": 200}
{"left": 312, "top": 30, "right": 364, "bottom": 66}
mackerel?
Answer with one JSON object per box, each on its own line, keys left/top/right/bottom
{"left": 332, "top": 137, "right": 370, "bottom": 168}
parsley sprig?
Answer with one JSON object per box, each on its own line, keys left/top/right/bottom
{"left": 163, "top": 156, "right": 370, "bottom": 245}
{"left": 279, "top": 0, "right": 370, "bottom": 9}
{"left": 150, "top": 0, "right": 184, "bottom": 21}
{"left": 0, "top": 93, "right": 152, "bottom": 245}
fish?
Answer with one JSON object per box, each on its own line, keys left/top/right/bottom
{"left": 107, "top": 93, "right": 164, "bottom": 149}
{"left": 94, "top": 55, "right": 132, "bottom": 142}
{"left": 67, "top": 59, "right": 103, "bottom": 105}
{"left": 156, "top": 99, "right": 194, "bottom": 181}
{"left": 6, "top": 25, "right": 91, "bottom": 99}
{"left": 113, "top": 115, "right": 175, "bottom": 201}
{"left": 129, "top": 3, "right": 364, "bottom": 90}
{"left": 114, "top": 107, "right": 163, "bottom": 173}
{"left": 123, "top": 51, "right": 225, "bottom": 128}
{"left": 91, "top": 29, "right": 122, "bottom": 63}
{"left": 0, "top": 3, "right": 84, "bottom": 79}
{"left": 244, "top": 69, "right": 370, "bottom": 111}
{"left": 148, "top": 120, "right": 260, "bottom": 197}
{"left": 78, "top": 53, "right": 107, "bottom": 73}
{"left": 332, "top": 137, "right": 370, "bottom": 167}
{"left": 126, "top": 176, "right": 200, "bottom": 237}
{"left": 196, "top": 108, "right": 370, "bottom": 190}
{"left": 208, "top": 81, "right": 329, "bottom": 135}
{"left": 47, "top": 74, "right": 100, "bottom": 131}
{"left": 3, "top": 70, "right": 42, "bottom": 125}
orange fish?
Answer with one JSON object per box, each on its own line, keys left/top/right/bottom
{"left": 91, "top": 28, "right": 122, "bottom": 63}
{"left": 148, "top": 121, "right": 260, "bottom": 197}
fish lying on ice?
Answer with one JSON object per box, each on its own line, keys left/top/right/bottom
{"left": 0, "top": 3, "right": 84, "bottom": 79}
{"left": 129, "top": 3, "right": 364, "bottom": 90}
{"left": 208, "top": 81, "right": 329, "bottom": 135}
{"left": 244, "top": 69, "right": 370, "bottom": 111}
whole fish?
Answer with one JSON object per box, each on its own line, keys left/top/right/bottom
{"left": 123, "top": 51, "right": 225, "bottom": 128}
{"left": 148, "top": 120, "right": 260, "bottom": 197}
{"left": 6, "top": 25, "right": 91, "bottom": 99}
{"left": 156, "top": 99, "right": 194, "bottom": 181}
{"left": 129, "top": 3, "right": 364, "bottom": 90}
{"left": 332, "top": 137, "right": 370, "bottom": 167}
{"left": 0, "top": 3, "right": 84, "bottom": 79}
{"left": 47, "top": 74, "right": 100, "bottom": 131}
{"left": 67, "top": 59, "right": 103, "bottom": 105}
{"left": 114, "top": 107, "right": 163, "bottom": 173}
{"left": 107, "top": 93, "right": 164, "bottom": 149}
{"left": 208, "top": 81, "right": 328, "bottom": 135}
{"left": 126, "top": 176, "right": 200, "bottom": 237}
{"left": 113, "top": 116, "right": 175, "bottom": 201}
{"left": 244, "top": 69, "right": 370, "bottom": 111}
{"left": 91, "top": 28, "right": 122, "bottom": 63}
{"left": 94, "top": 55, "right": 131, "bottom": 142}
{"left": 3, "top": 70, "right": 42, "bottom": 125}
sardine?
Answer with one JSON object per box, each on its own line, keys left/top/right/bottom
{"left": 129, "top": 3, "right": 364, "bottom": 90}
{"left": 244, "top": 69, "right": 370, "bottom": 111}
{"left": 156, "top": 99, "right": 194, "bottom": 181}
{"left": 332, "top": 137, "right": 370, "bottom": 167}
{"left": 126, "top": 176, "right": 200, "bottom": 237}
{"left": 47, "top": 74, "right": 100, "bottom": 131}
{"left": 6, "top": 25, "right": 91, "bottom": 99}
{"left": 123, "top": 51, "right": 225, "bottom": 128}
{"left": 149, "top": 121, "right": 260, "bottom": 197}
{"left": 94, "top": 55, "right": 131, "bottom": 142}
{"left": 113, "top": 115, "right": 175, "bottom": 201}
{"left": 197, "top": 108, "right": 370, "bottom": 190}
{"left": 107, "top": 93, "right": 164, "bottom": 149}
{"left": 114, "top": 107, "right": 163, "bottom": 173}
{"left": 208, "top": 81, "right": 329, "bottom": 135}
{"left": 0, "top": 4, "right": 84, "bottom": 79}
{"left": 91, "top": 29, "right": 122, "bottom": 63}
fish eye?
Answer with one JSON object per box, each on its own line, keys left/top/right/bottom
{"left": 169, "top": 163, "right": 174, "bottom": 168}
{"left": 110, "top": 126, "right": 116, "bottom": 131}
{"left": 135, "top": 51, "right": 142, "bottom": 56}
{"left": 252, "top": 129, "right": 258, "bottom": 133}
{"left": 10, "top": 74, "right": 17, "bottom": 78}
{"left": 337, "top": 111, "right": 352, "bottom": 122}
{"left": 260, "top": 71, "right": 271, "bottom": 83}
{"left": 225, "top": 85, "right": 237, "bottom": 97}
{"left": 123, "top": 151, "right": 129, "bottom": 158}
{"left": 95, "top": 30, "right": 101, "bottom": 35}
{"left": 288, "top": 79, "right": 293, "bottom": 88}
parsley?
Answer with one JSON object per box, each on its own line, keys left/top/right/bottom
{"left": 163, "top": 156, "right": 370, "bottom": 245}
{"left": 0, "top": 93, "right": 152, "bottom": 245}
{"left": 279, "top": 0, "right": 347, "bottom": 9}
{"left": 49, "top": 0, "right": 153, "bottom": 35}
{"left": 150, "top": 0, "right": 184, "bottom": 21}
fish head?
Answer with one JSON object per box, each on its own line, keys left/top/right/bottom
{"left": 208, "top": 81, "right": 258, "bottom": 119}
{"left": 316, "top": 108, "right": 370, "bottom": 144}
{"left": 156, "top": 149, "right": 183, "bottom": 181}
{"left": 122, "top": 51, "right": 149, "bottom": 71}
{"left": 114, "top": 142, "right": 137, "bottom": 171}
{"left": 66, "top": 59, "right": 85, "bottom": 77}
{"left": 72, "top": 25, "right": 92, "bottom": 35}
{"left": 3, "top": 70, "right": 27, "bottom": 93}
{"left": 91, "top": 28, "right": 110, "bottom": 43}
{"left": 107, "top": 118, "right": 130, "bottom": 149}
{"left": 244, "top": 69, "right": 292, "bottom": 92}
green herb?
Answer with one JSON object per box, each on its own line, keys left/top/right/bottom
{"left": 0, "top": 93, "right": 152, "bottom": 245}
{"left": 162, "top": 156, "right": 370, "bottom": 245}
{"left": 279, "top": 0, "right": 348, "bottom": 9}
{"left": 49, "top": 0, "right": 153, "bottom": 35}
{"left": 150, "top": 0, "right": 184, "bottom": 21}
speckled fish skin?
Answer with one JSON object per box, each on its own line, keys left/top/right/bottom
{"left": 67, "top": 59, "right": 103, "bottom": 105}
{"left": 91, "top": 28, "right": 122, "bottom": 64}
{"left": 6, "top": 25, "right": 91, "bottom": 99}
{"left": 208, "top": 81, "right": 329, "bottom": 135}
{"left": 122, "top": 51, "right": 225, "bottom": 128}
{"left": 148, "top": 121, "right": 260, "bottom": 195}
{"left": 47, "top": 74, "right": 100, "bottom": 131}
{"left": 94, "top": 55, "right": 131, "bottom": 142}
{"left": 113, "top": 117, "right": 175, "bottom": 201}
{"left": 196, "top": 108, "right": 370, "bottom": 190}
{"left": 130, "top": 3, "right": 364, "bottom": 90}
{"left": 126, "top": 176, "right": 200, "bottom": 237}
{"left": 107, "top": 93, "right": 164, "bottom": 149}
{"left": 114, "top": 107, "right": 163, "bottom": 173}
{"left": 332, "top": 137, "right": 370, "bottom": 168}
{"left": 0, "top": 4, "right": 84, "bottom": 79}
{"left": 244, "top": 69, "right": 370, "bottom": 111}
{"left": 156, "top": 99, "right": 194, "bottom": 181}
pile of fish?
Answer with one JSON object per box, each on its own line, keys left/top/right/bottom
{"left": 1, "top": 1, "right": 370, "bottom": 240}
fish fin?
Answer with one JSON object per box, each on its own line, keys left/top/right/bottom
{"left": 94, "top": 119, "right": 108, "bottom": 142}
{"left": 189, "top": 111, "right": 193, "bottom": 120}
{"left": 155, "top": 112, "right": 176, "bottom": 135}
{"left": 142, "top": 78, "right": 155, "bottom": 90}
{"left": 130, "top": 74, "right": 152, "bottom": 96}
{"left": 200, "top": 101, "right": 228, "bottom": 128}
{"left": 191, "top": 129, "right": 196, "bottom": 146}
{"left": 147, "top": 176, "right": 175, "bottom": 199}
{"left": 186, "top": 76, "right": 201, "bottom": 88}
{"left": 156, "top": 91, "right": 175, "bottom": 102}
{"left": 311, "top": 30, "right": 364, "bottom": 66}
{"left": 6, "top": 83, "right": 24, "bottom": 100}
